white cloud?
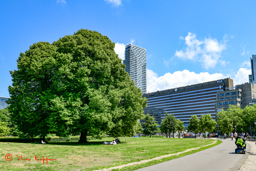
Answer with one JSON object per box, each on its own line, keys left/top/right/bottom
{"left": 241, "top": 45, "right": 250, "bottom": 56}
{"left": 147, "top": 68, "right": 252, "bottom": 93}
{"left": 114, "top": 42, "right": 125, "bottom": 61}
{"left": 104, "top": 0, "right": 121, "bottom": 7}
{"left": 241, "top": 61, "right": 251, "bottom": 68}
{"left": 147, "top": 69, "right": 226, "bottom": 93}
{"left": 57, "top": 0, "right": 66, "bottom": 4}
{"left": 130, "top": 38, "right": 135, "bottom": 44}
{"left": 234, "top": 68, "right": 251, "bottom": 85}
{"left": 174, "top": 32, "right": 227, "bottom": 69}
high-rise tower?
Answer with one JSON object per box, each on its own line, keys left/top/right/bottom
{"left": 123, "top": 44, "right": 146, "bottom": 94}
{"left": 250, "top": 55, "right": 256, "bottom": 84}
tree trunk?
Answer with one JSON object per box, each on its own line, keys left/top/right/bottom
{"left": 169, "top": 132, "right": 170, "bottom": 138}
{"left": 173, "top": 131, "right": 175, "bottom": 138}
{"left": 43, "top": 136, "right": 45, "bottom": 142}
{"left": 78, "top": 129, "right": 88, "bottom": 143}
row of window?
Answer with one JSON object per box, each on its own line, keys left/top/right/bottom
{"left": 147, "top": 97, "right": 216, "bottom": 107}
{"left": 147, "top": 102, "right": 215, "bottom": 111}
{"left": 219, "top": 92, "right": 239, "bottom": 96}
{"left": 146, "top": 86, "right": 223, "bottom": 100}
{"left": 217, "top": 101, "right": 238, "bottom": 105}
{"left": 147, "top": 93, "right": 217, "bottom": 105}
{"left": 149, "top": 109, "right": 216, "bottom": 116}
{"left": 219, "top": 96, "right": 240, "bottom": 100}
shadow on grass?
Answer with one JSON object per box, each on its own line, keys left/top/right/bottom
{"left": 0, "top": 140, "right": 126, "bottom": 146}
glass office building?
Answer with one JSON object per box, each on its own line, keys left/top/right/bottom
{"left": 143, "top": 78, "right": 233, "bottom": 126}
{"left": 250, "top": 55, "right": 256, "bottom": 84}
{"left": 0, "top": 97, "right": 9, "bottom": 109}
{"left": 123, "top": 44, "right": 147, "bottom": 94}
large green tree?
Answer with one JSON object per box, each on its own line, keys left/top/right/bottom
{"left": 217, "top": 110, "right": 233, "bottom": 135}
{"left": 142, "top": 114, "right": 159, "bottom": 136}
{"left": 160, "top": 113, "right": 176, "bottom": 138}
{"left": 7, "top": 29, "right": 147, "bottom": 142}
{"left": 199, "top": 114, "right": 217, "bottom": 138}
{"left": 187, "top": 115, "right": 200, "bottom": 138}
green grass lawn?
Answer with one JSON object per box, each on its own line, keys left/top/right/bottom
{"left": 0, "top": 137, "right": 216, "bottom": 171}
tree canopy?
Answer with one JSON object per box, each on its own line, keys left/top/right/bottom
{"left": 187, "top": 115, "right": 200, "bottom": 137}
{"left": 217, "top": 105, "right": 256, "bottom": 135}
{"left": 199, "top": 114, "right": 217, "bottom": 138}
{"left": 142, "top": 114, "right": 159, "bottom": 136}
{"left": 176, "top": 119, "right": 184, "bottom": 138}
{"left": 7, "top": 29, "right": 147, "bottom": 142}
{"left": 160, "top": 113, "right": 176, "bottom": 138}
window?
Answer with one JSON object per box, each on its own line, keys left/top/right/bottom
{"left": 226, "top": 93, "right": 230, "bottom": 96}
{"left": 232, "top": 97, "right": 237, "bottom": 99}
{"left": 226, "top": 97, "right": 231, "bottom": 100}
{"left": 220, "top": 98, "right": 224, "bottom": 100}
{"left": 223, "top": 102, "right": 228, "bottom": 105}
{"left": 219, "top": 94, "right": 224, "bottom": 96}
{"left": 229, "top": 101, "right": 235, "bottom": 104}
{"left": 217, "top": 103, "right": 222, "bottom": 105}
{"left": 231, "top": 92, "right": 237, "bottom": 95}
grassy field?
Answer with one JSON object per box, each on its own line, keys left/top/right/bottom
{"left": 0, "top": 137, "right": 216, "bottom": 171}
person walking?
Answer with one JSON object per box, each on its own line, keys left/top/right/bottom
{"left": 230, "top": 132, "right": 234, "bottom": 140}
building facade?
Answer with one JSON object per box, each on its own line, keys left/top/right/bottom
{"left": 142, "top": 78, "right": 233, "bottom": 126}
{"left": 250, "top": 55, "right": 256, "bottom": 84}
{"left": 236, "top": 83, "right": 256, "bottom": 108}
{"left": 0, "top": 97, "right": 9, "bottom": 109}
{"left": 216, "top": 88, "right": 242, "bottom": 111}
{"left": 123, "top": 44, "right": 147, "bottom": 94}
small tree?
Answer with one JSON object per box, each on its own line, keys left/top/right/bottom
{"left": 199, "top": 114, "right": 217, "bottom": 138}
{"left": 160, "top": 113, "right": 177, "bottom": 138}
{"left": 188, "top": 115, "right": 200, "bottom": 138}
{"left": 0, "top": 122, "right": 10, "bottom": 137}
{"left": 217, "top": 109, "right": 233, "bottom": 135}
{"left": 142, "top": 114, "right": 158, "bottom": 137}
{"left": 176, "top": 119, "right": 184, "bottom": 138}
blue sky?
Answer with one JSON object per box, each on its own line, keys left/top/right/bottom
{"left": 0, "top": 0, "right": 255, "bottom": 97}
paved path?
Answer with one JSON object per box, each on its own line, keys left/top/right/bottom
{"left": 239, "top": 141, "right": 256, "bottom": 171}
{"left": 136, "top": 139, "right": 250, "bottom": 171}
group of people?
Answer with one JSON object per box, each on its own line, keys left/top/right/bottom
{"left": 103, "top": 138, "right": 120, "bottom": 145}
{"left": 230, "top": 132, "right": 250, "bottom": 140}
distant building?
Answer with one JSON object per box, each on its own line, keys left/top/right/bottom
{"left": 249, "top": 74, "right": 253, "bottom": 84}
{"left": 123, "top": 44, "right": 147, "bottom": 94}
{"left": 142, "top": 78, "right": 233, "bottom": 126}
{"left": 0, "top": 97, "right": 9, "bottom": 109}
{"left": 216, "top": 88, "right": 242, "bottom": 111}
{"left": 250, "top": 55, "right": 256, "bottom": 84}
{"left": 236, "top": 83, "right": 256, "bottom": 108}
{"left": 216, "top": 83, "right": 256, "bottom": 110}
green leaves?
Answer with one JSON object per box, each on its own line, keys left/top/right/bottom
{"left": 188, "top": 115, "right": 200, "bottom": 135}
{"left": 217, "top": 105, "right": 256, "bottom": 134}
{"left": 142, "top": 114, "right": 159, "bottom": 136}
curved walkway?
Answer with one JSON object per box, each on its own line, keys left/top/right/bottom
{"left": 136, "top": 139, "right": 250, "bottom": 171}
{"left": 95, "top": 140, "right": 217, "bottom": 171}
